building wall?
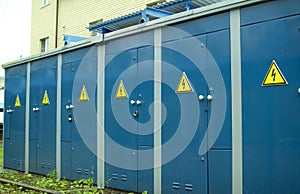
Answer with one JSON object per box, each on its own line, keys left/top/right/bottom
{"left": 30, "top": 0, "right": 57, "bottom": 55}
{"left": 31, "top": 0, "right": 160, "bottom": 55}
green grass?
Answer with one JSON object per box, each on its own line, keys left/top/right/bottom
{"left": 0, "top": 144, "right": 2, "bottom": 169}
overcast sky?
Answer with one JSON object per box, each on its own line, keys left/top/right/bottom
{"left": 0, "top": 0, "right": 31, "bottom": 76}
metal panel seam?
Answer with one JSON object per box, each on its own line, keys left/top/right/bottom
{"left": 25, "top": 62, "right": 30, "bottom": 173}
{"left": 154, "top": 28, "right": 162, "bottom": 194}
{"left": 97, "top": 44, "right": 105, "bottom": 189}
{"left": 56, "top": 54, "right": 62, "bottom": 179}
{"left": 241, "top": 13, "right": 300, "bottom": 27}
{"left": 230, "top": 8, "right": 243, "bottom": 194}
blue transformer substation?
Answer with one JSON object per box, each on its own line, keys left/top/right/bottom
{"left": 2, "top": 0, "right": 300, "bottom": 193}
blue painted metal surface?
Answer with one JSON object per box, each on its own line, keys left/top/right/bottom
{"left": 61, "top": 46, "right": 97, "bottom": 182}
{"left": 3, "top": 64, "right": 27, "bottom": 171}
{"left": 161, "top": 12, "right": 231, "bottom": 193}
{"left": 105, "top": 46, "right": 154, "bottom": 193}
{"left": 3, "top": 1, "right": 300, "bottom": 193}
{"left": 29, "top": 56, "right": 57, "bottom": 175}
{"left": 63, "top": 34, "right": 87, "bottom": 45}
{"left": 162, "top": 12, "right": 229, "bottom": 43}
{"left": 241, "top": 0, "right": 300, "bottom": 192}
{"left": 161, "top": 35, "right": 208, "bottom": 194}
{"left": 206, "top": 29, "right": 231, "bottom": 149}
{"left": 208, "top": 150, "right": 232, "bottom": 194}
{"left": 241, "top": 0, "right": 300, "bottom": 26}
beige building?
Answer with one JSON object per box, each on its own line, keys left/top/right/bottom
{"left": 30, "top": 0, "right": 163, "bottom": 55}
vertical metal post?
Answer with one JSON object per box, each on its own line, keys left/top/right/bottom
{"left": 56, "top": 54, "right": 62, "bottom": 179}
{"left": 154, "top": 28, "right": 162, "bottom": 194}
{"left": 25, "top": 62, "right": 31, "bottom": 173}
{"left": 55, "top": 0, "right": 59, "bottom": 48}
{"left": 230, "top": 8, "right": 243, "bottom": 194}
{"left": 97, "top": 42, "right": 105, "bottom": 188}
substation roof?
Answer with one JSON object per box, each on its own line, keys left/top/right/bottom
{"left": 88, "top": 0, "right": 226, "bottom": 34}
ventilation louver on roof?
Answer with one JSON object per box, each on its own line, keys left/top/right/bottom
{"left": 88, "top": 0, "right": 226, "bottom": 34}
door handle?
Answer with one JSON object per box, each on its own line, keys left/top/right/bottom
{"left": 207, "top": 95, "right": 213, "bottom": 101}
{"left": 6, "top": 109, "right": 14, "bottom": 113}
{"left": 66, "top": 104, "right": 74, "bottom": 110}
{"left": 198, "top": 95, "right": 205, "bottom": 101}
{"left": 131, "top": 99, "right": 142, "bottom": 105}
{"left": 33, "top": 107, "right": 40, "bottom": 112}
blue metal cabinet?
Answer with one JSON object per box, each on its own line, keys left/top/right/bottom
{"left": 241, "top": 1, "right": 300, "bottom": 192}
{"left": 29, "top": 57, "right": 57, "bottom": 175}
{"left": 3, "top": 65, "right": 27, "bottom": 171}
{"left": 61, "top": 47, "right": 97, "bottom": 182}
{"left": 105, "top": 46, "right": 154, "bottom": 193}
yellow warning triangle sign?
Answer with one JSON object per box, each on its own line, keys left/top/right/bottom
{"left": 42, "top": 90, "right": 50, "bottom": 105}
{"left": 176, "top": 72, "right": 193, "bottom": 93}
{"left": 116, "top": 80, "right": 128, "bottom": 99}
{"left": 79, "top": 85, "right": 89, "bottom": 101}
{"left": 262, "top": 60, "right": 288, "bottom": 86}
{"left": 14, "top": 94, "right": 21, "bottom": 107}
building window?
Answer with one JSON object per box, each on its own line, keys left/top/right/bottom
{"left": 40, "top": 37, "right": 49, "bottom": 52}
{"left": 42, "top": 0, "right": 50, "bottom": 7}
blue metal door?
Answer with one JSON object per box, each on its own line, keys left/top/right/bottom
{"left": 241, "top": 4, "right": 300, "bottom": 192}
{"left": 206, "top": 29, "right": 232, "bottom": 194}
{"left": 61, "top": 47, "right": 97, "bottom": 181}
{"left": 105, "top": 46, "right": 154, "bottom": 193}
{"left": 4, "top": 65, "right": 26, "bottom": 171}
{"left": 29, "top": 57, "right": 57, "bottom": 175}
{"left": 61, "top": 62, "right": 74, "bottom": 179}
{"left": 161, "top": 34, "right": 208, "bottom": 194}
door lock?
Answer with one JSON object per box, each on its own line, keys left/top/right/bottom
{"left": 133, "top": 111, "right": 138, "bottom": 118}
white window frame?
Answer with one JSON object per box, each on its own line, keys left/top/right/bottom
{"left": 40, "top": 37, "right": 49, "bottom": 52}
{"left": 42, "top": 0, "right": 50, "bottom": 7}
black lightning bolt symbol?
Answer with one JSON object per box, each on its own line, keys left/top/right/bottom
{"left": 271, "top": 69, "right": 276, "bottom": 81}
{"left": 182, "top": 79, "right": 185, "bottom": 89}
